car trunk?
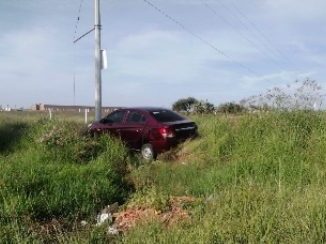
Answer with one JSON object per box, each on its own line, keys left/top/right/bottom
{"left": 163, "top": 120, "right": 197, "bottom": 140}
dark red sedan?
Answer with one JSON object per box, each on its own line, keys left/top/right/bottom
{"left": 88, "top": 108, "right": 198, "bottom": 160}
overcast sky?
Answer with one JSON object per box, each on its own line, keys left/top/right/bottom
{"left": 0, "top": 0, "right": 325, "bottom": 108}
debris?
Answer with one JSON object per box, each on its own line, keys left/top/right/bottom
{"left": 80, "top": 220, "right": 88, "bottom": 227}
{"left": 114, "top": 207, "right": 158, "bottom": 232}
{"left": 113, "top": 196, "right": 196, "bottom": 232}
{"left": 96, "top": 212, "right": 112, "bottom": 226}
{"left": 107, "top": 226, "right": 119, "bottom": 235}
{"left": 96, "top": 203, "right": 119, "bottom": 226}
{"left": 108, "top": 202, "right": 119, "bottom": 214}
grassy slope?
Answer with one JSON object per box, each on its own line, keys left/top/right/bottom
{"left": 0, "top": 113, "right": 130, "bottom": 242}
{"left": 2, "top": 111, "right": 326, "bottom": 242}
{"left": 123, "top": 112, "right": 326, "bottom": 243}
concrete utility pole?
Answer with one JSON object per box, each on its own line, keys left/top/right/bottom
{"left": 94, "top": 0, "right": 102, "bottom": 121}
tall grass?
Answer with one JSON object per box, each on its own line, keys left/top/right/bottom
{"left": 126, "top": 111, "right": 326, "bottom": 243}
{"left": 2, "top": 111, "right": 326, "bottom": 242}
{"left": 0, "top": 116, "right": 131, "bottom": 242}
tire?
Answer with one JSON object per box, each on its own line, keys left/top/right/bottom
{"left": 141, "top": 143, "right": 156, "bottom": 161}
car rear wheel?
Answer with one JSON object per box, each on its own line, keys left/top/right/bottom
{"left": 141, "top": 143, "right": 156, "bottom": 161}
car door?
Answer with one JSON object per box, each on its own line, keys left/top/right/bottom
{"left": 100, "top": 110, "right": 127, "bottom": 138}
{"left": 119, "top": 110, "right": 147, "bottom": 149}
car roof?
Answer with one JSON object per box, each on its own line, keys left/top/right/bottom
{"left": 117, "top": 107, "right": 170, "bottom": 112}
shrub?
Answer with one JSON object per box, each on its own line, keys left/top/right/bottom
{"left": 33, "top": 120, "right": 106, "bottom": 164}
{"left": 241, "top": 78, "right": 324, "bottom": 111}
{"left": 193, "top": 100, "right": 215, "bottom": 114}
{"left": 216, "top": 102, "right": 246, "bottom": 114}
{"left": 172, "top": 97, "right": 198, "bottom": 113}
{"left": 0, "top": 120, "right": 132, "bottom": 229}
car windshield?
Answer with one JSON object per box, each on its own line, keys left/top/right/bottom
{"left": 150, "top": 110, "right": 185, "bottom": 123}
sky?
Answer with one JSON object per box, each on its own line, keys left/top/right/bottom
{"left": 0, "top": 0, "right": 325, "bottom": 108}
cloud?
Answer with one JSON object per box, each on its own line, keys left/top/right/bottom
{"left": 107, "top": 29, "right": 261, "bottom": 82}
{"left": 0, "top": 27, "right": 84, "bottom": 107}
{"left": 263, "top": 0, "right": 326, "bottom": 21}
{"left": 1, "top": 0, "right": 326, "bottom": 108}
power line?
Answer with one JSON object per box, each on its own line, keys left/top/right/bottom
{"left": 215, "top": 0, "right": 291, "bottom": 67}
{"left": 142, "top": 0, "right": 261, "bottom": 77}
{"left": 228, "top": 0, "right": 293, "bottom": 65}
{"left": 201, "top": 0, "right": 287, "bottom": 71}
{"left": 73, "top": 28, "right": 95, "bottom": 44}
{"left": 73, "top": 0, "right": 85, "bottom": 41}
{"left": 72, "top": 0, "right": 85, "bottom": 106}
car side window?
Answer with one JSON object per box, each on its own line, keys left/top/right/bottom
{"left": 105, "top": 111, "right": 125, "bottom": 123}
{"left": 126, "top": 111, "right": 146, "bottom": 124}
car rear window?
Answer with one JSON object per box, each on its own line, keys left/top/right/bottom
{"left": 150, "top": 110, "right": 185, "bottom": 122}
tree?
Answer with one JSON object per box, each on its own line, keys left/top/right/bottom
{"left": 172, "top": 97, "right": 198, "bottom": 113}
{"left": 241, "top": 78, "right": 324, "bottom": 111}
{"left": 194, "top": 100, "right": 215, "bottom": 114}
{"left": 216, "top": 102, "right": 246, "bottom": 114}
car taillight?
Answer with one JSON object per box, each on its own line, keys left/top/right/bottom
{"left": 159, "top": 127, "right": 175, "bottom": 139}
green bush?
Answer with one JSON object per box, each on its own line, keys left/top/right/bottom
{"left": 217, "top": 102, "right": 246, "bottom": 114}
{"left": 172, "top": 97, "right": 198, "bottom": 113}
{"left": 32, "top": 120, "right": 105, "bottom": 164}
{"left": 0, "top": 119, "right": 132, "bottom": 241}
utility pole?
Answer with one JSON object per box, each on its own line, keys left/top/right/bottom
{"left": 94, "top": 0, "right": 102, "bottom": 121}
{"left": 73, "top": 0, "right": 105, "bottom": 121}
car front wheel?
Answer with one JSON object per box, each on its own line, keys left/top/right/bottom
{"left": 141, "top": 143, "right": 156, "bottom": 161}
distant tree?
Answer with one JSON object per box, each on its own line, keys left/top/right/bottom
{"left": 204, "top": 101, "right": 215, "bottom": 113}
{"left": 172, "top": 97, "right": 198, "bottom": 113}
{"left": 193, "top": 102, "right": 205, "bottom": 114}
{"left": 241, "top": 78, "right": 324, "bottom": 111}
{"left": 217, "top": 102, "right": 246, "bottom": 114}
{"left": 194, "top": 100, "right": 215, "bottom": 114}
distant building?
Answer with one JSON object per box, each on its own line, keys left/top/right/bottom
{"left": 4, "top": 105, "right": 11, "bottom": 112}
{"left": 31, "top": 103, "right": 121, "bottom": 114}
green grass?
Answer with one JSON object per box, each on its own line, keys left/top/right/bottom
{"left": 0, "top": 113, "right": 131, "bottom": 242}
{"left": 2, "top": 111, "right": 326, "bottom": 242}
{"left": 124, "top": 112, "right": 326, "bottom": 243}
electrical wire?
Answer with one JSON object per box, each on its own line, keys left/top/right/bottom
{"left": 73, "top": 0, "right": 85, "bottom": 42}
{"left": 72, "top": 0, "right": 85, "bottom": 106}
{"left": 228, "top": 0, "right": 293, "bottom": 65}
{"left": 215, "top": 0, "right": 291, "bottom": 67}
{"left": 201, "top": 0, "right": 287, "bottom": 71}
{"left": 143, "top": 0, "right": 262, "bottom": 77}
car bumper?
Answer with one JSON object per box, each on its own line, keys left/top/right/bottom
{"left": 150, "top": 138, "right": 178, "bottom": 154}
